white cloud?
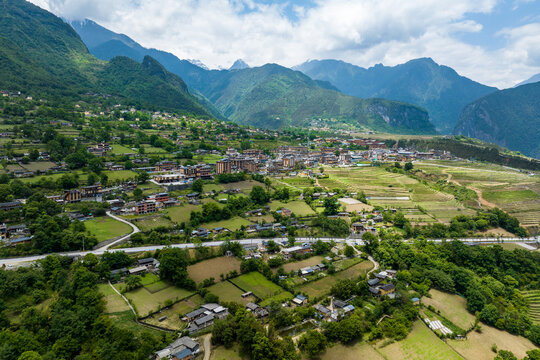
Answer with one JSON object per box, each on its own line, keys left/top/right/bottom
{"left": 28, "top": 0, "right": 540, "bottom": 88}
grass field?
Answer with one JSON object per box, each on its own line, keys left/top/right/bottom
{"left": 282, "top": 256, "right": 325, "bottom": 273}
{"left": 102, "top": 170, "right": 138, "bottom": 182}
{"left": 85, "top": 217, "right": 132, "bottom": 242}
{"left": 205, "top": 217, "right": 253, "bottom": 231}
{"left": 447, "top": 323, "right": 538, "bottom": 360}
{"left": 107, "top": 310, "right": 164, "bottom": 336}
{"left": 522, "top": 290, "right": 540, "bottom": 324}
{"left": 134, "top": 216, "right": 174, "bottom": 231}
{"left": 166, "top": 204, "right": 203, "bottom": 224}
{"left": 269, "top": 200, "right": 316, "bottom": 216}
{"left": 421, "top": 289, "right": 476, "bottom": 329}
{"left": 296, "top": 261, "right": 373, "bottom": 298}
{"left": 187, "top": 257, "right": 241, "bottom": 284}
{"left": 194, "top": 154, "right": 222, "bottom": 164}
{"left": 231, "top": 272, "right": 291, "bottom": 301}
{"left": 143, "top": 294, "right": 205, "bottom": 330}
{"left": 377, "top": 321, "right": 463, "bottom": 360}
{"left": 221, "top": 181, "right": 259, "bottom": 192}
{"left": 21, "top": 161, "right": 56, "bottom": 172}
{"left": 98, "top": 283, "right": 130, "bottom": 313}
{"left": 116, "top": 281, "right": 195, "bottom": 316}
{"left": 142, "top": 145, "right": 167, "bottom": 153}
{"left": 320, "top": 342, "right": 384, "bottom": 360}
{"left": 207, "top": 281, "right": 255, "bottom": 305}
{"left": 210, "top": 345, "right": 244, "bottom": 360}
{"left": 110, "top": 144, "right": 135, "bottom": 154}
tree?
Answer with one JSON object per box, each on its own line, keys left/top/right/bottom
{"left": 88, "top": 158, "right": 103, "bottom": 174}
{"left": 298, "top": 330, "right": 327, "bottom": 358}
{"left": 125, "top": 275, "right": 143, "bottom": 291}
{"left": 494, "top": 350, "right": 518, "bottom": 360}
{"left": 133, "top": 188, "right": 144, "bottom": 201}
{"left": 17, "top": 351, "right": 42, "bottom": 360}
{"left": 250, "top": 186, "right": 270, "bottom": 205}
{"left": 344, "top": 245, "right": 355, "bottom": 258}
{"left": 323, "top": 197, "right": 340, "bottom": 216}
{"left": 137, "top": 171, "right": 149, "bottom": 184}
{"left": 404, "top": 162, "right": 413, "bottom": 171}
{"left": 192, "top": 179, "right": 204, "bottom": 193}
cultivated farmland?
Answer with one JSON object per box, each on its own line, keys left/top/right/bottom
{"left": 230, "top": 272, "right": 292, "bottom": 302}
{"left": 522, "top": 290, "right": 540, "bottom": 324}
{"left": 187, "top": 256, "right": 241, "bottom": 284}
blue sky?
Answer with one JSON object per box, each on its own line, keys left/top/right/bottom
{"left": 31, "top": 0, "right": 540, "bottom": 88}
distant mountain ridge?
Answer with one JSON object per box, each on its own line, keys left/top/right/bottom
{"left": 516, "top": 73, "right": 540, "bottom": 87}
{"left": 454, "top": 82, "right": 540, "bottom": 159}
{"left": 71, "top": 19, "right": 436, "bottom": 133}
{"left": 294, "top": 58, "right": 497, "bottom": 133}
{"left": 0, "top": 1, "right": 212, "bottom": 116}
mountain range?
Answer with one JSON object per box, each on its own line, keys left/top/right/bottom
{"left": 454, "top": 82, "right": 540, "bottom": 159}
{"left": 294, "top": 59, "right": 497, "bottom": 134}
{"left": 0, "top": 0, "right": 211, "bottom": 116}
{"left": 516, "top": 73, "right": 540, "bottom": 87}
{"left": 71, "top": 19, "right": 435, "bottom": 133}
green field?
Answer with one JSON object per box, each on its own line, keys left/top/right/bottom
{"left": 269, "top": 200, "right": 316, "bottom": 216}
{"left": 207, "top": 281, "right": 255, "bottom": 305}
{"left": 102, "top": 170, "right": 138, "bottom": 182}
{"left": 320, "top": 342, "right": 384, "bottom": 360}
{"left": 107, "top": 310, "right": 164, "bottom": 336}
{"left": 296, "top": 261, "right": 373, "bottom": 298}
{"left": 522, "top": 290, "right": 540, "bottom": 324}
{"left": 205, "top": 217, "right": 252, "bottom": 231}
{"left": 143, "top": 294, "right": 204, "bottom": 330}
{"left": 166, "top": 204, "right": 203, "bottom": 224}
{"left": 116, "top": 280, "right": 195, "bottom": 316}
{"left": 319, "top": 167, "right": 472, "bottom": 224}
{"left": 230, "top": 272, "right": 291, "bottom": 301}
{"left": 85, "top": 217, "right": 132, "bottom": 242}
{"left": 210, "top": 345, "right": 244, "bottom": 360}
{"left": 98, "top": 283, "right": 130, "bottom": 314}
{"left": 421, "top": 289, "right": 476, "bottom": 329}
{"left": 194, "top": 154, "right": 222, "bottom": 164}
{"left": 142, "top": 145, "right": 167, "bottom": 153}
{"left": 110, "top": 144, "right": 135, "bottom": 154}
{"left": 377, "top": 321, "right": 463, "bottom": 360}
{"left": 134, "top": 216, "right": 174, "bottom": 231}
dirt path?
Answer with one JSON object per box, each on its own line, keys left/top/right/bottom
{"left": 202, "top": 334, "right": 212, "bottom": 360}
{"left": 366, "top": 256, "right": 379, "bottom": 277}
{"left": 109, "top": 281, "right": 136, "bottom": 316}
{"left": 443, "top": 169, "right": 496, "bottom": 209}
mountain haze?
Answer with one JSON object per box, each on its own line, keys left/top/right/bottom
{"left": 0, "top": 1, "right": 211, "bottom": 116}
{"left": 454, "top": 82, "right": 540, "bottom": 158}
{"left": 71, "top": 19, "right": 435, "bottom": 133}
{"left": 294, "top": 58, "right": 497, "bottom": 133}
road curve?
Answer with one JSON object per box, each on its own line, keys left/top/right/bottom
{"left": 0, "top": 236, "right": 538, "bottom": 267}
{"left": 100, "top": 211, "right": 141, "bottom": 250}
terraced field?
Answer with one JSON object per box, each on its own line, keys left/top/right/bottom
{"left": 522, "top": 290, "right": 540, "bottom": 324}
{"left": 320, "top": 167, "right": 471, "bottom": 224}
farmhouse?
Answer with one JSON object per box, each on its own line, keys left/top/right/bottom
{"left": 292, "top": 294, "right": 308, "bottom": 306}
{"left": 281, "top": 245, "right": 312, "bottom": 260}
{"left": 154, "top": 336, "right": 200, "bottom": 360}
{"left": 185, "top": 303, "right": 229, "bottom": 333}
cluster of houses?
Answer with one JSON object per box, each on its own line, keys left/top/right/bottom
{"left": 183, "top": 303, "right": 230, "bottom": 333}
{"left": 110, "top": 257, "right": 160, "bottom": 279}
{"left": 368, "top": 270, "right": 397, "bottom": 298}
{"left": 314, "top": 298, "right": 356, "bottom": 322}
{"left": 154, "top": 336, "right": 200, "bottom": 360}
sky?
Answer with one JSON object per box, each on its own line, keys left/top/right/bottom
{"left": 29, "top": 0, "right": 540, "bottom": 88}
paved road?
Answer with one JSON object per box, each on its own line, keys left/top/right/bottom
{"left": 0, "top": 236, "right": 538, "bottom": 267}
{"left": 100, "top": 211, "right": 141, "bottom": 250}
